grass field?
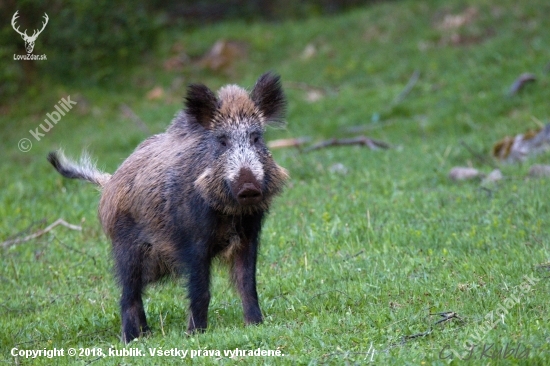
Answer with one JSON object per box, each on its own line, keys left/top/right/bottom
{"left": 2, "top": 0, "right": 550, "bottom": 364}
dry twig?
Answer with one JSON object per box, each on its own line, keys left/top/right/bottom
{"left": 2, "top": 219, "right": 82, "bottom": 248}
{"left": 432, "top": 311, "right": 463, "bottom": 325}
{"left": 268, "top": 137, "right": 310, "bottom": 149}
{"left": 304, "top": 136, "right": 390, "bottom": 152}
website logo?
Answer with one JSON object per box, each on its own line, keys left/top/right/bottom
{"left": 12, "top": 11, "right": 48, "bottom": 60}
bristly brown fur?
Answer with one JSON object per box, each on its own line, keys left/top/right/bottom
{"left": 217, "top": 85, "right": 258, "bottom": 120}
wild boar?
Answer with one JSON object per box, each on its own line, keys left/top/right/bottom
{"left": 48, "top": 72, "right": 289, "bottom": 343}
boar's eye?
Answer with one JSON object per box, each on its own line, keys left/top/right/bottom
{"left": 250, "top": 132, "right": 261, "bottom": 146}
{"left": 218, "top": 135, "right": 229, "bottom": 148}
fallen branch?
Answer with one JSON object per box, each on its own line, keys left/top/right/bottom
{"left": 3, "top": 218, "right": 47, "bottom": 243}
{"left": 2, "top": 219, "right": 82, "bottom": 248}
{"left": 267, "top": 137, "right": 310, "bottom": 149}
{"left": 304, "top": 136, "right": 390, "bottom": 152}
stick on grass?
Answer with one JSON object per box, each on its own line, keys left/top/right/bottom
{"left": 2, "top": 219, "right": 82, "bottom": 248}
{"left": 304, "top": 136, "right": 390, "bottom": 152}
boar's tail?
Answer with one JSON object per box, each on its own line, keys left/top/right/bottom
{"left": 47, "top": 150, "right": 112, "bottom": 188}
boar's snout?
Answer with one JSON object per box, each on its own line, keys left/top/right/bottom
{"left": 232, "top": 168, "right": 263, "bottom": 206}
{"left": 238, "top": 183, "right": 262, "bottom": 203}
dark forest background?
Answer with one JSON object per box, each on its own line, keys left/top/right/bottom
{"left": 0, "top": 0, "right": 390, "bottom": 98}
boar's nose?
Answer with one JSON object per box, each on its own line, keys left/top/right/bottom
{"left": 232, "top": 168, "right": 263, "bottom": 206}
{"left": 237, "top": 183, "right": 262, "bottom": 204}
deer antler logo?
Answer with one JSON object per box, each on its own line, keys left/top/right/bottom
{"left": 11, "top": 11, "right": 49, "bottom": 54}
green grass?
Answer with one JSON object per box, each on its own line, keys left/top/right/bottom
{"left": 2, "top": 0, "right": 550, "bottom": 364}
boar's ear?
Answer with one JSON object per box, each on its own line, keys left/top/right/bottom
{"left": 185, "top": 84, "right": 220, "bottom": 129}
{"left": 250, "top": 72, "right": 287, "bottom": 126}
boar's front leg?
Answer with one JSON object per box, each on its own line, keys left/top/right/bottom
{"left": 232, "top": 216, "right": 263, "bottom": 325}
{"left": 186, "top": 250, "right": 212, "bottom": 333}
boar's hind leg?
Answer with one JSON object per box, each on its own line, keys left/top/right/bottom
{"left": 117, "top": 245, "right": 149, "bottom": 343}
{"left": 232, "top": 221, "right": 263, "bottom": 325}
{"left": 112, "top": 217, "right": 150, "bottom": 343}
